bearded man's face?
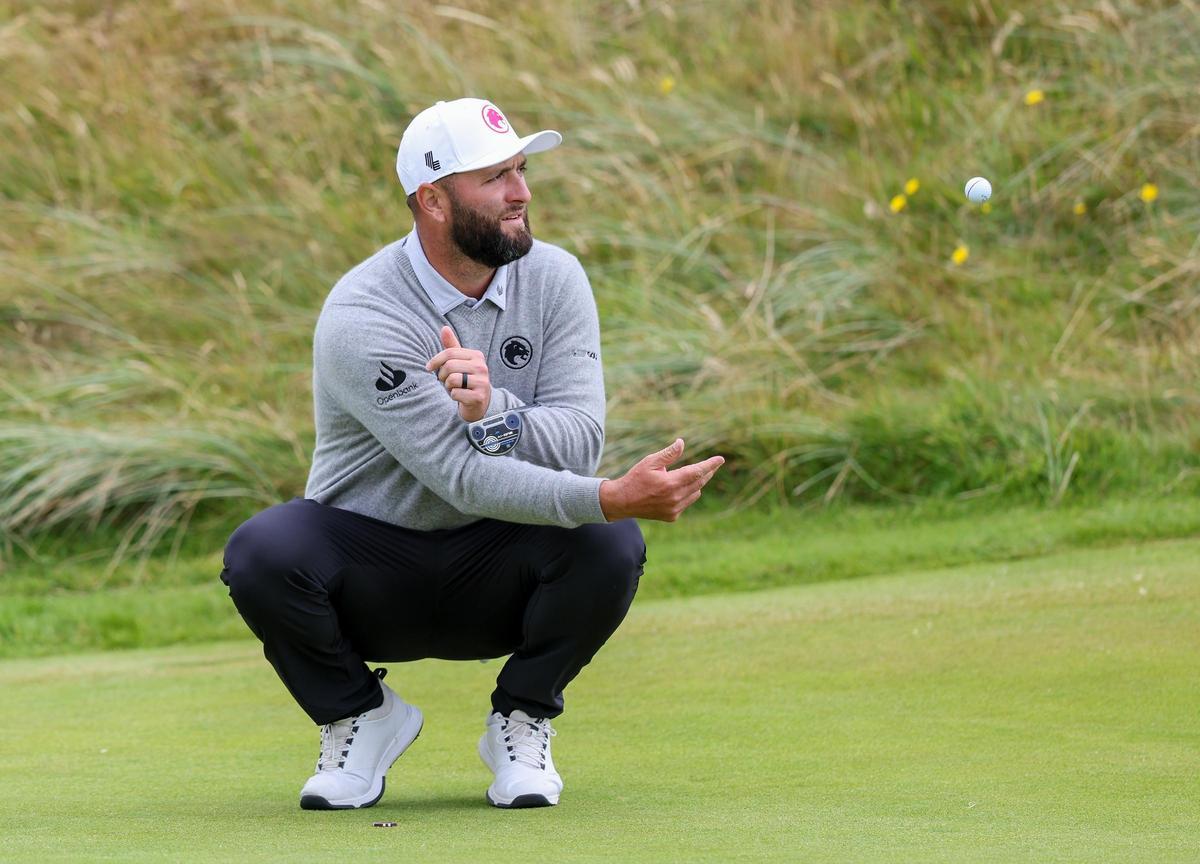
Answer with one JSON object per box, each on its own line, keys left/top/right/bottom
{"left": 443, "top": 180, "right": 533, "bottom": 268}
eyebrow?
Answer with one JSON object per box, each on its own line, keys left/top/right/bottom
{"left": 495, "top": 158, "right": 528, "bottom": 177}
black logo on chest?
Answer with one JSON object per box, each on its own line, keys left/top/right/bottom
{"left": 500, "top": 336, "right": 532, "bottom": 369}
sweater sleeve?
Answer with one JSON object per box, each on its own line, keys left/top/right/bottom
{"left": 484, "top": 255, "right": 606, "bottom": 475}
{"left": 315, "top": 302, "right": 607, "bottom": 527}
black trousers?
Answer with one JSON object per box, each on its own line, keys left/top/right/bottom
{"left": 220, "top": 498, "right": 645, "bottom": 725}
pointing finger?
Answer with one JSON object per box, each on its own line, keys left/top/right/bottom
{"left": 686, "top": 455, "right": 726, "bottom": 486}
{"left": 701, "top": 456, "right": 726, "bottom": 484}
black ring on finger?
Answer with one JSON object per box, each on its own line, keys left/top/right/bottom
{"left": 461, "top": 372, "right": 468, "bottom": 390}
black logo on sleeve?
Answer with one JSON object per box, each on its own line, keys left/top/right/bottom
{"left": 374, "top": 360, "right": 419, "bottom": 405}
{"left": 501, "top": 336, "right": 532, "bottom": 369}
{"left": 375, "top": 361, "right": 407, "bottom": 391}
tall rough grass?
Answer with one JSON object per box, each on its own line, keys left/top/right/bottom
{"left": 0, "top": 0, "right": 1197, "bottom": 565}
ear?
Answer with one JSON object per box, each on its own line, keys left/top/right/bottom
{"left": 415, "top": 183, "right": 450, "bottom": 223}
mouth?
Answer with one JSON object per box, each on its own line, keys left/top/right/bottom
{"left": 501, "top": 211, "right": 525, "bottom": 223}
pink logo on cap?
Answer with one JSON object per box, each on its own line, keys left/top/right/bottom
{"left": 481, "top": 104, "right": 509, "bottom": 134}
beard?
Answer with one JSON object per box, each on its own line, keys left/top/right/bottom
{"left": 444, "top": 189, "right": 533, "bottom": 268}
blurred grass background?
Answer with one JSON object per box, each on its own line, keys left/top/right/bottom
{"left": 0, "top": 0, "right": 1197, "bottom": 573}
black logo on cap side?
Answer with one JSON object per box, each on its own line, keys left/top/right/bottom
{"left": 375, "top": 361, "right": 407, "bottom": 391}
{"left": 501, "top": 337, "right": 532, "bottom": 369}
{"left": 424, "top": 151, "right": 441, "bottom": 171}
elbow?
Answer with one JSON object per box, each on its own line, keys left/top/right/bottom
{"left": 581, "top": 419, "right": 604, "bottom": 475}
{"left": 442, "top": 462, "right": 485, "bottom": 515}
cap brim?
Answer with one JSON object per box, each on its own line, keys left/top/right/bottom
{"left": 455, "top": 130, "right": 562, "bottom": 174}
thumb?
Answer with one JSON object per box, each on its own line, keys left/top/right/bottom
{"left": 646, "top": 438, "right": 684, "bottom": 469}
{"left": 441, "top": 325, "right": 461, "bottom": 350}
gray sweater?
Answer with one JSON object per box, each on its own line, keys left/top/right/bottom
{"left": 304, "top": 232, "right": 608, "bottom": 530}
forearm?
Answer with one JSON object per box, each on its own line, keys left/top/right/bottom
{"left": 452, "top": 455, "right": 607, "bottom": 525}
{"left": 390, "top": 393, "right": 607, "bottom": 527}
{"left": 486, "top": 387, "right": 604, "bottom": 474}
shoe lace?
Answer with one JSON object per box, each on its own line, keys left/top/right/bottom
{"left": 316, "top": 716, "right": 359, "bottom": 772}
{"left": 316, "top": 669, "right": 386, "bottom": 772}
{"left": 314, "top": 667, "right": 388, "bottom": 768}
{"left": 501, "top": 715, "right": 556, "bottom": 771}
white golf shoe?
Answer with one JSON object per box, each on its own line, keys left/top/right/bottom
{"left": 299, "top": 676, "right": 423, "bottom": 810}
{"left": 478, "top": 709, "right": 562, "bottom": 808}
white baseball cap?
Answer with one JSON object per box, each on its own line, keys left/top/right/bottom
{"left": 396, "top": 98, "right": 562, "bottom": 196}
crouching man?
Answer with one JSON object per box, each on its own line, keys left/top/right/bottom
{"left": 221, "top": 97, "right": 724, "bottom": 810}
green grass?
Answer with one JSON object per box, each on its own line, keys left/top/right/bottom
{"left": 1, "top": 537, "right": 1196, "bottom": 863}
{"left": 2, "top": 1, "right": 1199, "bottom": 556}
{"left": 4, "top": 494, "right": 1200, "bottom": 659}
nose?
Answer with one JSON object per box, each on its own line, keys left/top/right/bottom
{"left": 507, "top": 170, "right": 531, "bottom": 205}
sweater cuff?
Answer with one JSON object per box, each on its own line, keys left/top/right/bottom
{"left": 561, "top": 475, "right": 607, "bottom": 525}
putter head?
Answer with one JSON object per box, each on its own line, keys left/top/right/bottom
{"left": 466, "top": 409, "right": 523, "bottom": 456}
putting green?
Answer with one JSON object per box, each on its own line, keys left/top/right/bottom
{"left": 2, "top": 538, "right": 1196, "bottom": 863}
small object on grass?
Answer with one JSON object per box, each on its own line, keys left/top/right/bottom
{"left": 373, "top": 821, "right": 397, "bottom": 828}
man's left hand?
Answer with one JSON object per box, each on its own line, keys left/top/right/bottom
{"left": 427, "top": 325, "right": 492, "bottom": 423}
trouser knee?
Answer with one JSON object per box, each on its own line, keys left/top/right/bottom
{"left": 566, "top": 518, "right": 645, "bottom": 614}
{"left": 220, "top": 503, "right": 320, "bottom": 622}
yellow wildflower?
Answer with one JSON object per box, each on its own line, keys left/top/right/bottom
{"left": 980, "top": 202, "right": 992, "bottom": 214}
{"left": 1139, "top": 183, "right": 1158, "bottom": 203}
{"left": 658, "top": 76, "right": 676, "bottom": 95}
{"left": 951, "top": 244, "right": 969, "bottom": 265}
{"left": 1024, "top": 89, "right": 1045, "bottom": 106}
{"left": 1073, "top": 201, "right": 1087, "bottom": 216}
{"left": 904, "top": 178, "right": 920, "bottom": 196}
{"left": 889, "top": 194, "right": 907, "bottom": 213}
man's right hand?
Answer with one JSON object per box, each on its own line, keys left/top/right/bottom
{"left": 599, "top": 439, "right": 725, "bottom": 522}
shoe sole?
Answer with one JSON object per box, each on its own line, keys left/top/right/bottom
{"left": 300, "top": 706, "right": 424, "bottom": 810}
{"left": 486, "top": 790, "right": 558, "bottom": 809}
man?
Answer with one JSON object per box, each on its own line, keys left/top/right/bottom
{"left": 220, "top": 97, "right": 724, "bottom": 811}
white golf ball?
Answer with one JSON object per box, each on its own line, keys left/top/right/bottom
{"left": 965, "top": 176, "right": 992, "bottom": 203}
